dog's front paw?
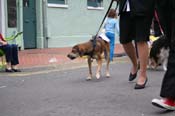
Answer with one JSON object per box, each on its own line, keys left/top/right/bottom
{"left": 86, "top": 76, "right": 92, "bottom": 81}
{"left": 96, "top": 73, "right": 101, "bottom": 79}
{"left": 106, "top": 72, "right": 110, "bottom": 78}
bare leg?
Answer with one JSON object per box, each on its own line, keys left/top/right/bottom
{"left": 11, "top": 65, "right": 19, "bottom": 70}
{"left": 137, "top": 41, "right": 148, "bottom": 84}
{"left": 6, "top": 62, "right": 12, "bottom": 70}
{"left": 122, "top": 42, "right": 138, "bottom": 75}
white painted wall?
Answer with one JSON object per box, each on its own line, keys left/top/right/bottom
{"left": 0, "top": 0, "right": 6, "bottom": 35}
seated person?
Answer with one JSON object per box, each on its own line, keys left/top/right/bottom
{"left": 0, "top": 33, "right": 21, "bottom": 72}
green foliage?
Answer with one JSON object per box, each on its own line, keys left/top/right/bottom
{"left": 0, "top": 49, "right": 4, "bottom": 56}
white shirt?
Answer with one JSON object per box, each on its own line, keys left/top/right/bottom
{"left": 123, "top": 0, "right": 130, "bottom": 12}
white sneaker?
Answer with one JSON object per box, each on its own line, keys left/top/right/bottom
{"left": 152, "top": 98, "right": 175, "bottom": 110}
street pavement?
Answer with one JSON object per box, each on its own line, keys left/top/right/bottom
{"left": 0, "top": 57, "right": 174, "bottom": 116}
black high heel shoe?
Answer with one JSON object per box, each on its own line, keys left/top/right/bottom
{"left": 128, "top": 63, "right": 140, "bottom": 81}
{"left": 5, "top": 68, "right": 13, "bottom": 72}
{"left": 129, "top": 72, "right": 137, "bottom": 81}
{"left": 134, "top": 78, "right": 148, "bottom": 89}
{"left": 12, "top": 69, "right": 21, "bottom": 72}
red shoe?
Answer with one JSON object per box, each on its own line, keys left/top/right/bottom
{"left": 152, "top": 98, "right": 175, "bottom": 110}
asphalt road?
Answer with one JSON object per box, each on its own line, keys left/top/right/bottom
{"left": 0, "top": 60, "right": 175, "bottom": 116}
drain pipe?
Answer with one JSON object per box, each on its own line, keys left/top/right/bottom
{"left": 42, "top": 0, "right": 48, "bottom": 48}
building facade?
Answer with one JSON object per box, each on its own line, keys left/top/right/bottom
{"left": 0, "top": 0, "right": 117, "bottom": 49}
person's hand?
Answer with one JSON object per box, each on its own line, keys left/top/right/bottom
{"left": 1, "top": 41, "right": 8, "bottom": 45}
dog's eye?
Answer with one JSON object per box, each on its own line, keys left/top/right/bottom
{"left": 72, "top": 49, "right": 77, "bottom": 53}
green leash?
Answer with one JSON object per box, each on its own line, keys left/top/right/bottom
{"left": 5, "top": 32, "right": 23, "bottom": 41}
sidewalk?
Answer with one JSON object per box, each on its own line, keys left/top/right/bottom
{"left": 18, "top": 43, "right": 125, "bottom": 68}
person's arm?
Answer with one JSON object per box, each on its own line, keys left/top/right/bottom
{"left": 116, "top": 21, "right": 119, "bottom": 34}
{"left": 115, "top": 19, "right": 120, "bottom": 36}
{"left": 0, "top": 39, "right": 7, "bottom": 45}
{"left": 0, "top": 34, "right": 7, "bottom": 45}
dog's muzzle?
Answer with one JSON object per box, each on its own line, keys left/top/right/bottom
{"left": 67, "top": 53, "right": 78, "bottom": 60}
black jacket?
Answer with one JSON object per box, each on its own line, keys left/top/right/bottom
{"left": 119, "top": 0, "right": 155, "bottom": 16}
{"left": 156, "top": 0, "right": 175, "bottom": 48}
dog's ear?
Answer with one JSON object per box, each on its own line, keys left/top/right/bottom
{"left": 75, "top": 45, "right": 85, "bottom": 57}
{"left": 72, "top": 45, "right": 79, "bottom": 52}
{"left": 73, "top": 45, "right": 82, "bottom": 56}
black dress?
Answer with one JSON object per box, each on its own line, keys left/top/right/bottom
{"left": 119, "top": 0, "right": 155, "bottom": 16}
{"left": 118, "top": 0, "right": 155, "bottom": 44}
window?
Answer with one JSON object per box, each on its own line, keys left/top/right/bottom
{"left": 48, "top": 0, "right": 68, "bottom": 8}
{"left": 48, "top": 0, "right": 65, "bottom": 4}
{"left": 7, "top": 0, "right": 17, "bottom": 27}
{"left": 87, "top": 0, "right": 103, "bottom": 7}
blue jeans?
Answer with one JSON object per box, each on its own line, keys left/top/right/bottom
{"left": 106, "top": 32, "right": 115, "bottom": 61}
{"left": 0, "top": 44, "right": 19, "bottom": 65}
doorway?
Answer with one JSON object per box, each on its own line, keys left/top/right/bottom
{"left": 23, "top": 0, "right": 36, "bottom": 49}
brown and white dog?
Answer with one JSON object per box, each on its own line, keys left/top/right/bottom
{"left": 148, "top": 35, "right": 170, "bottom": 71}
{"left": 67, "top": 37, "right": 110, "bottom": 80}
